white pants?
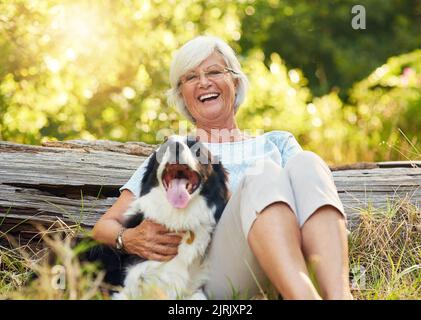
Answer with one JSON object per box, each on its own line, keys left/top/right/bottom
{"left": 204, "top": 151, "right": 346, "bottom": 299}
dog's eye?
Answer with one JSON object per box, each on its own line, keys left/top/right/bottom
{"left": 196, "top": 148, "right": 200, "bottom": 157}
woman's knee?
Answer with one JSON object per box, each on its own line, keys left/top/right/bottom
{"left": 285, "top": 151, "right": 330, "bottom": 178}
{"left": 286, "top": 151, "right": 325, "bottom": 168}
{"left": 284, "top": 151, "right": 333, "bottom": 191}
{"left": 241, "top": 160, "right": 284, "bottom": 204}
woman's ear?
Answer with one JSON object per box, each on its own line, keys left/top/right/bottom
{"left": 234, "top": 78, "right": 239, "bottom": 89}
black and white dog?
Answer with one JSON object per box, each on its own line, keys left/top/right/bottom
{"left": 99, "top": 135, "right": 229, "bottom": 299}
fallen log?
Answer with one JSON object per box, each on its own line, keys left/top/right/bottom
{"left": 0, "top": 140, "right": 420, "bottom": 246}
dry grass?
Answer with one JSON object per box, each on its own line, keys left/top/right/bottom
{"left": 0, "top": 222, "right": 107, "bottom": 300}
{"left": 0, "top": 198, "right": 420, "bottom": 300}
{"left": 348, "top": 196, "right": 420, "bottom": 300}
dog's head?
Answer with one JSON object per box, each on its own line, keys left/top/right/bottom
{"left": 140, "top": 135, "right": 229, "bottom": 219}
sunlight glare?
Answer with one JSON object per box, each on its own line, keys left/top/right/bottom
{"left": 44, "top": 56, "right": 60, "bottom": 73}
{"left": 50, "top": 4, "right": 103, "bottom": 54}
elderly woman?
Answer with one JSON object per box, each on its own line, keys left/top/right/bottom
{"left": 92, "top": 36, "right": 353, "bottom": 300}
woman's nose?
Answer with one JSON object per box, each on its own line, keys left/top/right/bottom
{"left": 198, "top": 72, "right": 211, "bottom": 87}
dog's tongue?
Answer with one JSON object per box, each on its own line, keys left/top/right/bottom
{"left": 166, "top": 178, "right": 190, "bottom": 209}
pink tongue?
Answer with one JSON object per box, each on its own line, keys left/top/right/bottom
{"left": 166, "top": 178, "right": 191, "bottom": 209}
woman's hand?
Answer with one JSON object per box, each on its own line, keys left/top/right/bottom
{"left": 122, "top": 219, "right": 184, "bottom": 261}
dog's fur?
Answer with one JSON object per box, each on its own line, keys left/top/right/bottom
{"left": 92, "top": 135, "right": 229, "bottom": 299}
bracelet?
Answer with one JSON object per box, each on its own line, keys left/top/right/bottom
{"left": 115, "top": 227, "right": 127, "bottom": 252}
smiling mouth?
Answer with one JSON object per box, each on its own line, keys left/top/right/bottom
{"left": 162, "top": 164, "right": 201, "bottom": 209}
{"left": 198, "top": 93, "right": 220, "bottom": 103}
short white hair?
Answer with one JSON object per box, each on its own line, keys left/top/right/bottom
{"left": 166, "top": 35, "right": 249, "bottom": 123}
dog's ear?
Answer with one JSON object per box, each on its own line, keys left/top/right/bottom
{"left": 210, "top": 158, "right": 229, "bottom": 223}
{"left": 212, "top": 156, "right": 228, "bottom": 184}
{"left": 139, "top": 151, "right": 159, "bottom": 196}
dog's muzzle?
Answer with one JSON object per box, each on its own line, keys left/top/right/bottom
{"left": 162, "top": 163, "right": 200, "bottom": 209}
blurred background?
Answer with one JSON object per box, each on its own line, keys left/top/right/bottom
{"left": 0, "top": 0, "right": 420, "bottom": 164}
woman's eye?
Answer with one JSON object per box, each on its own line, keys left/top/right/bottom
{"left": 208, "top": 70, "right": 223, "bottom": 76}
{"left": 186, "top": 74, "right": 198, "bottom": 81}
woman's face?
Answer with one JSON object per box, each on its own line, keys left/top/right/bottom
{"left": 179, "top": 52, "right": 237, "bottom": 124}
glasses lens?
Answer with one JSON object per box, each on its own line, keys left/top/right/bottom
{"left": 206, "top": 68, "right": 225, "bottom": 79}
{"left": 181, "top": 66, "right": 227, "bottom": 85}
{"left": 184, "top": 73, "right": 198, "bottom": 84}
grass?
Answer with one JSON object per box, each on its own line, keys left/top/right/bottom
{"left": 0, "top": 221, "right": 108, "bottom": 300}
{"left": 0, "top": 197, "right": 419, "bottom": 300}
{"left": 348, "top": 196, "right": 420, "bottom": 299}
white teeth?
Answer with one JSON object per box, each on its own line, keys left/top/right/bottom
{"left": 198, "top": 93, "right": 219, "bottom": 102}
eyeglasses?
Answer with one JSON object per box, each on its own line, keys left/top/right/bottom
{"left": 178, "top": 65, "right": 238, "bottom": 87}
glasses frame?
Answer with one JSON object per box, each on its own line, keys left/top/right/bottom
{"left": 178, "top": 66, "right": 238, "bottom": 87}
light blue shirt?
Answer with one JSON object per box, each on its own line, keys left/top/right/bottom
{"left": 120, "top": 130, "right": 303, "bottom": 198}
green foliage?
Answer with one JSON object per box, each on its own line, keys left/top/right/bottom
{"left": 0, "top": 0, "right": 419, "bottom": 164}
{"left": 0, "top": 0, "right": 241, "bottom": 144}
{"left": 349, "top": 50, "right": 421, "bottom": 161}
{"left": 239, "top": 0, "right": 421, "bottom": 97}
{"left": 238, "top": 48, "right": 420, "bottom": 163}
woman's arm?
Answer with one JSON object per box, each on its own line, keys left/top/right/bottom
{"left": 92, "top": 189, "right": 134, "bottom": 246}
{"left": 92, "top": 189, "right": 183, "bottom": 261}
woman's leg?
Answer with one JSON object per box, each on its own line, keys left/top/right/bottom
{"left": 203, "top": 177, "right": 273, "bottom": 299}
{"left": 301, "top": 205, "right": 352, "bottom": 299}
{"left": 205, "top": 155, "right": 352, "bottom": 300}
{"left": 285, "top": 151, "right": 352, "bottom": 300}
{"left": 248, "top": 202, "right": 321, "bottom": 299}
{"left": 204, "top": 159, "right": 305, "bottom": 299}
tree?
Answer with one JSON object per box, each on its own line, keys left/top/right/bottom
{"left": 0, "top": 0, "right": 241, "bottom": 144}
{"left": 239, "top": 0, "right": 421, "bottom": 97}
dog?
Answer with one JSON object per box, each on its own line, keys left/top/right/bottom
{"left": 99, "top": 135, "right": 229, "bottom": 299}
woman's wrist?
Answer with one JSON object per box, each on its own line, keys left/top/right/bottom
{"left": 115, "top": 227, "right": 126, "bottom": 252}
{"left": 121, "top": 227, "right": 137, "bottom": 256}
